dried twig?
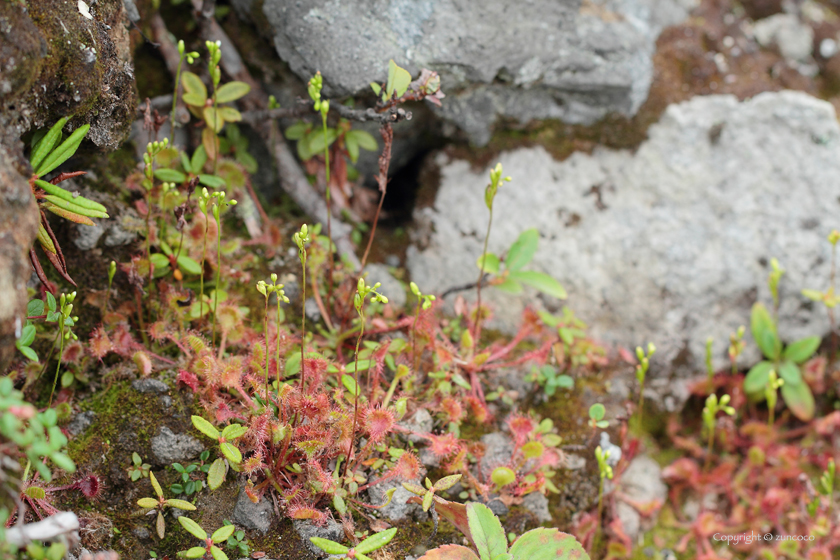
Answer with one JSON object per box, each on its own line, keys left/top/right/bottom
{"left": 5, "top": 511, "right": 80, "bottom": 548}
{"left": 241, "top": 103, "right": 412, "bottom": 126}
{"left": 360, "top": 123, "right": 393, "bottom": 269}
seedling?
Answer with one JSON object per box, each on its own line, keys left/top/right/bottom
{"left": 308, "top": 527, "right": 396, "bottom": 560}
{"left": 528, "top": 365, "right": 574, "bottom": 397}
{"left": 222, "top": 520, "right": 249, "bottom": 557}
{"left": 128, "top": 452, "right": 152, "bottom": 481}
{"left": 191, "top": 416, "right": 246, "bottom": 466}
{"left": 170, "top": 454, "right": 210, "bottom": 496}
{"left": 178, "top": 517, "right": 236, "bottom": 560}
{"left": 743, "top": 301, "right": 819, "bottom": 421}
{"left": 403, "top": 475, "right": 462, "bottom": 513}
{"left": 702, "top": 393, "right": 735, "bottom": 470}
{"left": 136, "top": 471, "right": 196, "bottom": 538}
{"left": 588, "top": 403, "right": 609, "bottom": 433}
{"left": 635, "top": 343, "right": 655, "bottom": 428}
{"left": 728, "top": 326, "right": 745, "bottom": 375}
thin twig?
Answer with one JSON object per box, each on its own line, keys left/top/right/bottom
{"left": 360, "top": 123, "right": 393, "bottom": 269}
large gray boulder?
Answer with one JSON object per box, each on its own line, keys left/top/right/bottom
{"left": 238, "top": 0, "right": 697, "bottom": 145}
{"left": 407, "top": 91, "right": 840, "bottom": 379}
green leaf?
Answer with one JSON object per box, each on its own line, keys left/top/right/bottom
{"left": 182, "top": 72, "right": 207, "bottom": 101}
{"left": 217, "top": 106, "right": 242, "bottom": 123}
{"left": 386, "top": 59, "right": 412, "bottom": 99}
{"left": 150, "top": 471, "right": 164, "bottom": 498}
{"left": 236, "top": 151, "right": 258, "bottom": 174}
{"left": 209, "top": 545, "right": 228, "bottom": 560}
{"left": 150, "top": 253, "right": 170, "bottom": 271}
{"left": 751, "top": 303, "right": 779, "bottom": 360}
{"left": 46, "top": 292, "right": 56, "bottom": 313}
{"left": 777, "top": 360, "right": 803, "bottom": 386}
{"left": 476, "top": 253, "right": 500, "bottom": 275}
{"left": 198, "top": 174, "right": 226, "bottom": 189}
{"left": 221, "top": 424, "right": 248, "bottom": 440}
{"left": 508, "top": 528, "right": 590, "bottom": 560}
{"left": 183, "top": 92, "right": 207, "bottom": 107}
{"left": 309, "top": 537, "right": 349, "bottom": 555}
{"left": 422, "top": 491, "right": 434, "bottom": 512}
{"left": 18, "top": 345, "right": 38, "bottom": 362}
{"left": 35, "top": 124, "right": 90, "bottom": 176}
{"left": 191, "top": 415, "right": 220, "bottom": 439}
{"left": 589, "top": 403, "right": 605, "bottom": 421}
{"left": 744, "top": 361, "right": 774, "bottom": 395}
{"left": 418, "top": 545, "right": 481, "bottom": 560}
{"left": 204, "top": 108, "right": 224, "bottom": 133}
{"left": 781, "top": 380, "right": 815, "bottom": 421}
{"left": 30, "top": 117, "right": 68, "bottom": 173}
{"left": 137, "top": 496, "right": 159, "bottom": 508}
{"left": 356, "top": 527, "right": 398, "bottom": 554}
{"left": 215, "top": 81, "right": 251, "bottom": 103}
{"left": 177, "top": 256, "right": 203, "bottom": 276}
{"left": 178, "top": 516, "right": 208, "bottom": 540}
{"left": 344, "top": 360, "right": 372, "bottom": 374}
{"left": 207, "top": 458, "right": 226, "bottom": 490}
{"left": 308, "top": 128, "right": 338, "bottom": 153}
{"left": 166, "top": 499, "right": 197, "bottom": 511}
{"left": 506, "top": 229, "right": 539, "bottom": 272}
{"left": 27, "top": 299, "right": 45, "bottom": 317}
{"left": 345, "top": 132, "right": 359, "bottom": 164}
{"left": 433, "top": 474, "right": 463, "bottom": 492}
{"left": 783, "top": 336, "right": 820, "bottom": 364}
{"left": 191, "top": 146, "right": 208, "bottom": 173}
{"left": 154, "top": 168, "right": 187, "bottom": 183}
{"left": 220, "top": 442, "right": 242, "bottom": 464}
{"left": 285, "top": 122, "right": 309, "bottom": 141}
{"left": 467, "top": 502, "right": 508, "bottom": 560}
{"left": 349, "top": 129, "right": 378, "bottom": 151}
{"left": 185, "top": 547, "right": 206, "bottom": 558}
{"left": 491, "top": 467, "right": 516, "bottom": 488}
{"left": 493, "top": 278, "right": 523, "bottom": 294}
{"left": 507, "top": 271, "right": 567, "bottom": 299}
{"left": 211, "top": 524, "right": 236, "bottom": 543}
{"left": 341, "top": 374, "right": 360, "bottom": 397}
{"left": 370, "top": 82, "right": 382, "bottom": 96}
{"left": 18, "top": 324, "right": 36, "bottom": 347}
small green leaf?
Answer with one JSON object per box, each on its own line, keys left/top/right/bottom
{"left": 215, "top": 81, "right": 251, "bottom": 103}
{"left": 182, "top": 72, "right": 207, "bottom": 100}
{"left": 345, "top": 132, "right": 359, "bottom": 163}
{"left": 150, "top": 471, "right": 164, "bottom": 498}
{"left": 781, "top": 380, "right": 815, "bottom": 421}
{"left": 211, "top": 524, "right": 236, "bottom": 543}
{"left": 191, "top": 146, "right": 208, "bottom": 173}
{"left": 386, "top": 59, "right": 412, "bottom": 99}
{"left": 589, "top": 403, "right": 606, "bottom": 421}
{"left": 422, "top": 490, "right": 434, "bottom": 512}
{"left": 521, "top": 441, "right": 545, "bottom": 459}
{"left": 507, "top": 271, "right": 567, "bottom": 299}
{"left": 285, "top": 122, "right": 309, "bottom": 141}
{"left": 477, "top": 253, "right": 501, "bottom": 274}
{"left": 370, "top": 82, "right": 382, "bottom": 96}
{"left": 207, "top": 458, "right": 227, "bottom": 490}
{"left": 27, "top": 299, "right": 45, "bottom": 317}
{"left": 35, "top": 124, "right": 91, "bottom": 176}
{"left": 18, "top": 345, "right": 38, "bottom": 362}
{"left": 751, "top": 303, "right": 779, "bottom": 360}
{"left": 342, "top": 374, "right": 360, "bottom": 397}
{"left": 198, "top": 174, "right": 226, "bottom": 189}
{"left": 309, "top": 537, "right": 349, "bottom": 555}
{"left": 18, "top": 324, "right": 36, "bottom": 347}
{"left": 209, "top": 545, "right": 228, "bottom": 560}
{"left": 349, "top": 129, "right": 378, "bottom": 151}
{"left": 154, "top": 169, "right": 187, "bottom": 183}
{"left": 308, "top": 128, "right": 338, "bottom": 153}
{"left": 179, "top": 516, "right": 208, "bottom": 540}
{"left": 777, "top": 360, "right": 803, "bottom": 386}
{"left": 204, "top": 108, "right": 224, "bottom": 133}
{"left": 433, "top": 474, "right": 463, "bottom": 492}
{"left": 183, "top": 92, "right": 207, "bottom": 107}
{"left": 177, "top": 256, "right": 203, "bottom": 276}
{"left": 137, "top": 497, "right": 160, "bottom": 509}
{"left": 744, "top": 361, "right": 774, "bottom": 395}
{"left": 192, "top": 415, "right": 220, "bottom": 439}
{"left": 506, "top": 229, "right": 539, "bottom": 272}
{"left": 30, "top": 117, "right": 68, "bottom": 173}
{"left": 494, "top": 278, "right": 523, "bottom": 294}
{"left": 783, "top": 336, "right": 821, "bottom": 364}
{"left": 219, "top": 442, "right": 242, "bottom": 464}
{"left": 356, "top": 527, "right": 398, "bottom": 554}
{"left": 166, "top": 499, "right": 197, "bottom": 511}
{"left": 221, "top": 424, "right": 248, "bottom": 440}
{"left": 185, "top": 547, "right": 206, "bottom": 558}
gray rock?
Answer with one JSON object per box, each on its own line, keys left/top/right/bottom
{"left": 484, "top": 495, "right": 508, "bottom": 517}
{"left": 132, "top": 379, "right": 169, "bottom": 394}
{"left": 616, "top": 455, "right": 666, "bottom": 540}
{"left": 599, "top": 432, "right": 622, "bottom": 467}
{"left": 398, "top": 408, "right": 433, "bottom": 443}
{"left": 753, "top": 14, "right": 814, "bottom": 62}
{"left": 408, "top": 91, "right": 840, "bottom": 380}
{"left": 479, "top": 432, "right": 514, "bottom": 478}
{"left": 249, "top": 0, "right": 696, "bottom": 145}
{"left": 232, "top": 486, "right": 274, "bottom": 534}
{"left": 67, "top": 411, "right": 96, "bottom": 437}
{"left": 368, "top": 479, "right": 427, "bottom": 522}
{"left": 363, "top": 263, "right": 407, "bottom": 310}
{"left": 73, "top": 223, "right": 106, "bottom": 251}
{"left": 293, "top": 518, "right": 344, "bottom": 557}
{"left": 151, "top": 427, "right": 203, "bottom": 466}
{"left": 522, "top": 492, "right": 551, "bottom": 523}
{"left": 304, "top": 298, "right": 322, "bottom": 323}
{"left": 131, "top": 526, "right": 150, "bottom": 540}
{"left": 103, "top": 213, "right": 139, "bottom": 247}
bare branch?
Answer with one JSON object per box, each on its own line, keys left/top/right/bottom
{"left": 241, "top": 102, "right": 412, "bottom": 126}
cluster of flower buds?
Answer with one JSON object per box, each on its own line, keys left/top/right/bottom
{"left": 256, "top": 273, "right": 291, "bottom": 304}
{"left": 59, "top": 292, "right": 79, "bottom": 341}
{"left": 177, "top": 40, "right": 200, "bottom": 65}
{"left": 205, "top": 40, "right": 222, "bottom": 88}
{"left": 485, "top": 162, "right": 512, "bottom": 210}
{"left": 307, "top": 72, "right": 330, "bottom": 116}
{"left": 354, "top": 278, "right": 388, "bottom": 313}
{"left": 409, "top": 281, "right": 435, "bottom": 311}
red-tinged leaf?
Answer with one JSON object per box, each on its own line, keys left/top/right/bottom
{"left": 407, "top": 497, "right": 472, "bottom": 544}
{"left": 418, "top": 545, "right": 480, "bottom": 560}
{"left": 781, "top": 381, "right": 815, "bottom": 421}
{"left": 43, "top": 202, "right": 95, "bottom": 225}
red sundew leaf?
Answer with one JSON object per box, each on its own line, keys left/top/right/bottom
{"left": 178, "top": 369, "right": 200, "bottom": 392}
{"left": 87, "top": 327, "right": 113, "bottom": 360}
